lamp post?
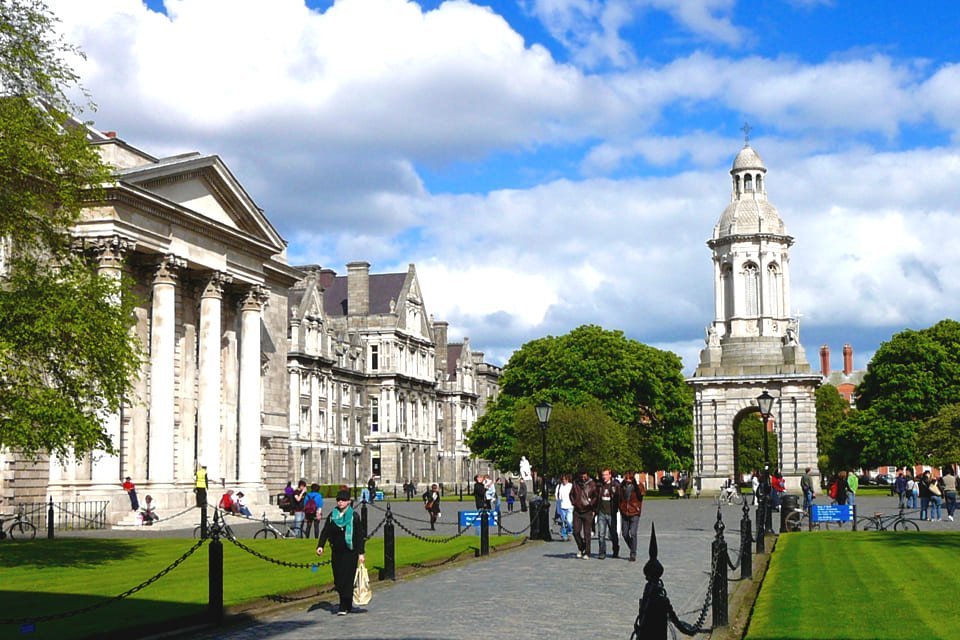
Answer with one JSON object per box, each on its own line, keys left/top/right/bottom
{"left": 352, "top": 449, "right": 361, "bottom": 500}
{"left": 535, "top": 401, "right": 552, "bottom": 501}
{"left": 756, "top": 390, "right": 776, "bottom": 538}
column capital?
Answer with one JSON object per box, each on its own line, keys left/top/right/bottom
{"left": 75, "top": 235, "right": 135, "bottom": 269}
{"left": 154, "top": 255, "right": 186, "bottom": 286}
{"left": 201, "top": 271, "right": 233, "bottom": 299}
{"left": 239, "top": 285, "right": 269, "bottom": 312}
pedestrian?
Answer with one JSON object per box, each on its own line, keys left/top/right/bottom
{"left": 316, "top": 489, "right": 366, "bottom": 616}
{"left": 570, "top": 469, "right": 598, "bottom": 559}
{"left": 518, "top": 477, "right": 528, "bottom": 512}
{"left": 941, "top": 466, "right": 957, "bottom": 522}
{"left": 918, "top": 471, "right": 933, "bottom": 520}
{"left": 771, "top": 470, "right": 785, "bottom": 511}
{"left": 303, "top": 483, "right": 324, "bottom": 537}
{"left": 751, "top": 471, "right": 760, "bottom": 506}
{"left": 846, "top": 470, "right": 858, "bottom": 507}
{"left": 195, "top": 465, "right": 208, "bottom": 508}
{"left": 619, "top": 471, "right": 645, "bottom": 561}
{"left": 293, "top": 479, "right": 308, "bottom": 537}
{"left": 423, "top": 483, "right": 441, "bottom": 530}
{"left": 367, "top": 475, "right": 377, "bottom": 499}
{"left": 555, "top": 473, "right": 574, "bottom": 541}
{"left": 122, "top": 476, "right": 139, "bottom": 512}
{"left": 894, "top": 470, "right": 907, "bottom": 509}
{"left": 832, "top": 471, "right": 849, "bottom": 506}
{"left": 235, "top": 491, "right": 253, "bottom": 517}
{"left": 505, "top": 479, "right": 516, "bottom": 513}
{"left": 596, "top": 468, "right": 620, "bottom": 560}
{"left": 928, "top": 472, "right": 943, "bottom": 521}
{"left": 141, "top": 495, "right": 159, "bottom": 525}
{"left": 483, "top": 475, "right": 496, "bottom": 511}
{"left": 472, "top": 475, "right": 485, "bottom": 509}
{"left": 909, "top": 471, "right": 919, "bottom": 508}
{"left": 800, "top": 467, "right": 816, "bottom": 511}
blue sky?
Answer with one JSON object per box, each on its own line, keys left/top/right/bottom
{"left": 48, "top": 0, "right": 960, "bottom": 372}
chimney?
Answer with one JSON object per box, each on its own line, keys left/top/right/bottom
{"left": 317, "top": 268, "right": 336, "bottom": 290}
{"left": 433, "top": 320, "right": 448, "bottom": 376}
{"left": 819, "top": 345, "right": 830, "bottom": 377}
{"left": 843, "top": 344, "right": 853, "bottom": 375}
{"left": 104, "top": 131, "right": 117, "bottom": 138}
{"left": 346, "top": 261, "right": 370, "bottom": 316}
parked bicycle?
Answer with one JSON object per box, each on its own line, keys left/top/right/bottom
{"left": 716, "top": 487, "right": 744, "bottom": 506}
{"left": 253, "top": 512, "right": 303, "bottom": 539}
{"left": 0, "top": 508, "right": 37, "bottom": 540}
{"left": 193, "top": 508, "right": 237, "bottom": 540}
{"left": 856, "top": 508, "right": 920, "bottom": 531}
{"left": 784, "top": 506, "right": 852, "bottom": 531}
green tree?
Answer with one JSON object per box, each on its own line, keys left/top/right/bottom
{"left": 815, "top": 384, "right": 849, "bottom": 475}
{"left": 468, "top": 324, "right": 692, "bottom": 472}
{"left": 917, "top": 403, "right": 960, "bottom": 468}
{"left": 735, "top": 413, "right": 778, "bottom": 476}
{"left": 512, "top": 399, "right": 629, "bottom": 476}
{"left": 829, "top": 408, "right": 915, "bottom": 471}
{"left": 0, "top": 0, "right": 141, "bottom": 460}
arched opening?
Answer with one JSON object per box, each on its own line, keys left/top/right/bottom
{"left": 744, "top": 174, "right": 753, "bottom": 191}
{"left": 722, "top": 263, "right": 734, "bottom": 319}
{"left": 734, "top": 175, "right": 741, "bottom": 197}
{"left": 756, "top": 175, "right": 763, "bottom": 192}
{"left": 732, "top": 408, "right": 779, "bottom": 484}
{"left": 767, "top": 262, "right": 781, "bottom": 317}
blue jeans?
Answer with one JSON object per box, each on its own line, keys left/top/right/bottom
{"left": 558, "top": 507, "right": 573, "bottom": 539}
{"left": 802, "top": 489, "right": 813, "bottom": 511}
{"left": 897, "top": 491, "right": 906, "bottom": 509}
{"left": 908, "top": 492, "right": 918, "bottom": 508}
{"left": 930, "top": 495, "right": 942, "bottom": 520}
{"left": 293, "top": 511, "right": 305, "bottom": 536}
{"left": 946, "top": 491, "right": 957, "bottom": 518}
{"left": 846, "top": 492, "right": 855, "bottom": 506}
{"left": 920, "top": 497, "right": 930, "bottom": 520}
{"left": 596, "top": 512, "right": 619, "bottom": 556}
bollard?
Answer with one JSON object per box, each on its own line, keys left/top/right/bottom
{"left": 808, "top": 503, "right": 813, "bottom": 531}
{"left": 383, "top": 505, "right": 396, "bottom": 581}
{"left": 459, "top": 485, "right": 463, "bottom": 501}
{"left": 497, "top": 508, "right": 502, "bottom": 536}
{"left": 739, "top": 499, "right": 752, "bottom": 580}
{"left": 208, "top": 512, "right": 224, "bottom": 625}
{"left": 852, "top": 503, "right": 857, "bottom": 531}
{"left": 47, "top": 497, "right": 54, "bottom": 539}
{"left": 755, "top": 500, "right": 765, "bottom": 554}
{"left": 480, "top": 508, "right": 490, "bottom": 556}
{"left": 712, "top": 508, "right": 728, "bottom": 628}
{"left": 393, "top": 486, "right": 397, "bottom": 499}
{"left": 361, "top": 498, "right": 368, "bottom": 539}
{"left": 200, "top": 501, "right": 208, "bottom": 539}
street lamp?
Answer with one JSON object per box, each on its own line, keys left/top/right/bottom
{"left": 352, "top": 449, "right": 361, "bottom": 500}
{"left": 535, "top": 401, "right": 552, "bottom": 501}
{"left": 756, "top": 390, "right": 776, "bottom": 538}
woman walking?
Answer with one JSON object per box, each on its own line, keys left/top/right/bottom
{"left": 423, "top": 483, "right": 441, "bottom": 530}
{"left": 316, "top": 490, "right": 366, "bottom": 615}
{"left": 619, "top": 471, "right": 645, "bottom": 562}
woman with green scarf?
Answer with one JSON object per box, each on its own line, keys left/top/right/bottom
{"left": 316, "top": 489, "right": 366, "bottom": 615}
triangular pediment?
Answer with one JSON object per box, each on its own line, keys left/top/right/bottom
{"left": 116, "top": 154, "right": 285, "bottom": 251}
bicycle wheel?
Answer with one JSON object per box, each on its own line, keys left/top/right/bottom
{"left": 254, "top": 528, "right": 278, "bottom": 539}
{"left": 894, "top": 518, "right": 920, "bottom": 532}
{"left": 193, "top": 525, "right": 203, "bottom": 539}
{"left": 731, "top": 492, "right": 744, "bottom": 506}
{"left": 784, "top": 511, "right": 803, "bottom": 532}
{"left": 10, "top": 521, "right": 36, "bottom": 540}
{"left": 856, "top": 517, "right": 879, "bottom": 531}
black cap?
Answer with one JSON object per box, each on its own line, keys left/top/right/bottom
{"left": 336, "top": 490, "right": 351, "bottom": 501}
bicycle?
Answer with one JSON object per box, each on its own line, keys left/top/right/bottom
{"left": 856, "top": 509, "right": 920, "bottom": 531}
{"left": 252, "top": 512, "right": 303, "bottom": 539}
{"left": 193, "top": 508, "right": 237, "bottom": 539}
{"left": 716, "top": 488, "right": 744, "bottom": 506}
{"left": 783, "top": 504, "right": 852, "bottom": 531}
{"left": 0, "top": 509, "right": 37, "bottom": 540}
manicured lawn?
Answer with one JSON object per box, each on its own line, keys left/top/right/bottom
{"left": 0, "top": 534, "right": 514, "bottom": 640}
{"left": 747, "top": 531, "right": 959, "bottom": 639}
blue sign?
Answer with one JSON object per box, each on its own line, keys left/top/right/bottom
{"left": 20, "top": 622, "right": 35, "bottom": 634}
{"left": 811, "top": 504, "right": 852, "bottom": 522}
{"left": 375, "top": 491, "right": 384, "bottom": 501}
{"left": 458, "top": 510, "right": 498, "bottom": 532}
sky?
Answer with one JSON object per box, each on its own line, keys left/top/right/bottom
{"left": 44, "top": 0, "right": 960, "bottom": 373}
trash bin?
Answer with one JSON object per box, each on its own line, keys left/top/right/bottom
{"left": 780, "top": 494, "right": 800, "bottom": 532}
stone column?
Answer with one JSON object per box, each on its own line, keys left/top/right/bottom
{"left": 90, "top": 236, "right": 133, "bottom": 486}
{"left": 148, "top": 255, "right": 184, "bottom": 484}
{"left": 288, "top": 365, "right": 301, "bottom": 440}
{"left": 238, "top": 286, "right": 267, "bottom": 485}
{"left": 198, "top": 272, "right": 231, "bottom": 481}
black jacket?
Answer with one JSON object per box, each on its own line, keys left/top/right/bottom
{"left": 318, "top": 510, "right": 365, "bottom": 555}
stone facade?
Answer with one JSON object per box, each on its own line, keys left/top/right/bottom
{"left": 287, "top": 264, "right": 497, "bottom": 494}
{"left": 688, "top": 142, "right": 820, "bottom": 493}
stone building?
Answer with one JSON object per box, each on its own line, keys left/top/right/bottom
{"left": 819, "top": 344, "right": 864, "bottom": 405}
{"left": 687, "top": 141, "right": 820, "bottom": 493}
{"left": 287, "top": 263, "right": 497, "bottom": 493}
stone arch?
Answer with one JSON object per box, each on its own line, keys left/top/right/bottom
{"left": 731, "top": 404, "right": 775, "bottom": 481}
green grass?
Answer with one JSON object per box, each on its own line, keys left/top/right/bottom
{"left": 747, "top": 531, "right": 959, "bottom": 639}
{"left": 0, "top": 534, "right": 515, "bottom": 640}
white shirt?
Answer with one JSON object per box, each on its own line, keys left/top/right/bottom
{"left": 556, "top": 482, "right": 573, "bottom": 510}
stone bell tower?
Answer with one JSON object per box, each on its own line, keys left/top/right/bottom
{"left": 688, "top": 137, "right": 820, "bottom": 493}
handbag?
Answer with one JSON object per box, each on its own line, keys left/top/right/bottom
{"left": 424, "top": 501, "right": 434, "bottom": 511}
{"left": 353, "top": 560, "right": 372, "bottom": 606}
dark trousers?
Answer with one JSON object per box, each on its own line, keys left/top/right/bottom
{"left": 127, "top": 489, "right": 139, "bottom": 511}
{"left": 195, "top": 488, "right": 207, "bottom": 508}
{"left": 331, "top": 550, "right": 359, "bottom": 612}
{"left": 621, "top": 514, "right": 640, "bottom": 557}
{"left": 572, "top": 511, "right": 594, "bottom": 555}
{"left": 304, "top": 517, "right": 321, "bottom": 538}
{"left": 519, "top": 496, "right": 527, "bottom": 512}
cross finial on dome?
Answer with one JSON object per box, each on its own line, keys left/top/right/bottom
{"left": 741, "top": 121, "right": 752, "bottom": 145}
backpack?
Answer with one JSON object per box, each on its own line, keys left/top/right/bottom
{"left": 828, "top": 481, "right": 838, "bottom": 500}
{"left": 304, "top": 496, "right": 318, "bottom": 520}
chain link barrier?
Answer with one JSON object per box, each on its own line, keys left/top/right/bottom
{"left": 366, "top": 500, "right": 461, "bottom": 526}
{"left": 225, "top": 535, "right": 331, "bottom": 570}
{"left": 498, "top": 500, "right": 546, "bottom": 536}
{"left": 388, "top": 509, "right": 487, "bottom": 544}
{"left": 0, "top": 539, "right": 206, "bottom": 626}
{"left": 51, "top": 503, "right": 110, "bottom": 526}
{"left": 364, "top": 515, "right": 387, "bottom": 540}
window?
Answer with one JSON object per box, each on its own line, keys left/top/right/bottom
{"left": 743, "top": 262, "right": 759, "bottom": 317}
{"left": 355, "top": 416, "right": 362, "bottom": 444}
{"left": 370, "top": 398, "right": 379, "bottom": 433}
{"left": 318, "top": 410, "right": 326, "bottom": 440}
{"left": 341, "top": 415, "right": 349, "bottom": 443}
{"left": 300, "top": 406, "right": 310, "bottom": 432}
{"left": 744, "top": 174, "right": 753, "bottom": 191}
{"left": 370, "top": 344, "right": 379, "bottom": 371}
{"left": 767, "top": 262, "right": 782, "bottom": 317}
{"left": 342, "top": 384, "right": 350, "bottom": 406}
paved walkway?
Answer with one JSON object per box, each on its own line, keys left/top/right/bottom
{"left": 183, "top": 498, "right": 731, "bottom": 639}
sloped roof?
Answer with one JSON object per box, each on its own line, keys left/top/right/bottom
{"left": 323, "top": 272, "right": 408, "bottom": 316}
{"left": 446, "top": 343, "right": 464, "bottom": 379}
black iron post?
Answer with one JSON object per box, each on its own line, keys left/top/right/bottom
{"left": 361, "top": 497, "right": 368, "bottom": 539}
{"left": 200, "top": 500, "right": 208, "bottom": 539}
{"left": 480, "top": 508, "right": 490, "bottom": 556}
{"left": 712, "top": 507, "right": 728, "bottom": 628}
{"left": 208, "top": 511, "right": 224, "bottom": 625}
{"left": 383, "top": 504, "right": 396, "bottom": 581}
{"left": 352, "top": 450, "right": 361, "bottom": 500}
{"left": 740, "top": 497, "right": 752, "bottom": 579}
{"left": 47, "top": 497, "right": 54, "bottom": 539}
{"left": 757, "top": 390, "right": 776, "bottom": 537}
{"left": 756, "top": 495, "right": 765, "bottom": 554}
{"left": 852, "top": 503, "right": 858, "bottom": 530}
{"left": 535, "top": 401, "right": 553, "bottom": 542}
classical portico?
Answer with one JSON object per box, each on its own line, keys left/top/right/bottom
{"left": 688, "top": 141, "right": 819, "bottom": 493}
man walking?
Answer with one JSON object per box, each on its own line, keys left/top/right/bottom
{"left": 570, "top": 470, "right": 598, "bottom": 559}
{"left": 800, "top": 467, "right": 815, "bottom": 511}
{"left": 596, "top": 468, "right": 620, "bottom": 559}
{"left": 619, "top": 471, "right": 645, "bottom": 561}
{"left": 473, "top": 475, "right": 485, "bottom": 510}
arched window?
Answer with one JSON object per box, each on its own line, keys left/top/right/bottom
{"left": 722, "top": 263, "right": 734, "bottom": 318}
{"left": 743, "top": 262, "right": 759, "bottom": 316}
{"left": 767, "top": 262, "right": 782, "bottom": 317}
{"left": 756, "top": 175, "right": 763, "bottom": 192}
{"left": 734, "top": 175, "right": 741, "bottom": 197}
{"left": 744, "top": 174, "right": 753, "bottom": 191}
